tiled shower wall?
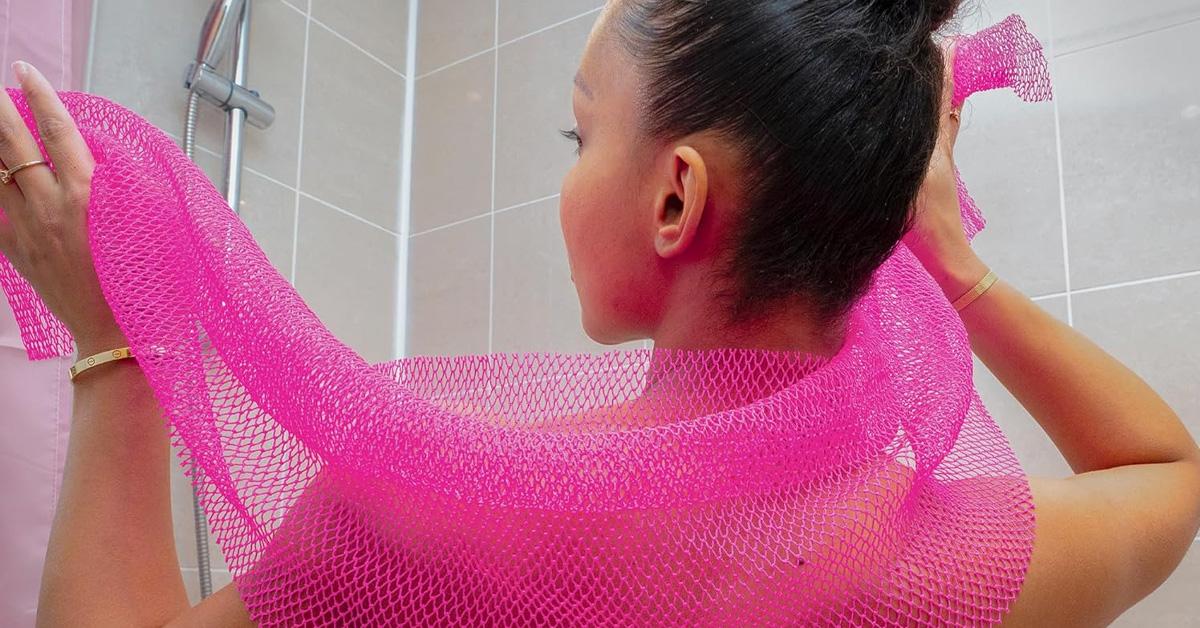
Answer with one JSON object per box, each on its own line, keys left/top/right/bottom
{"left": 405, "top": 0, "right": 1200, "bottom": 622}
{"left": 406, "top": 0, "right": 616, "bottom": 357}
{"left": 87, "top": 0, "right": 411, "bottom": 602}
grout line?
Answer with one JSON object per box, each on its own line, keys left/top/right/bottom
{"left": 242, "top": 164, "right": 292, "bottom": 191}
{"left": 488, "top": 0, "right": 499, "bottom": 354}
{"left": 493, "top": 192, "right": 560, "bottom": 215}
{"left": 280, "top": 0, "right": 406, "bottom": 77}
{"left": 409, "top": 193, "right": 561, "bottom": 238}
{"left": 308, "top": 16, "right": 406, "bottom": 77}
{"left": 299, "top": 191, "right": 402, "bottom": 236}
{"left": 278, "top": 0, "right": 308, "bottom": 18}
{"left": 1070, "top": 270, "right": 1200, "bottom": 297}
{"left": 500, "top": 6, "right": 602, "bottom": 47}
{"left": 395, "top": 0, "right": 420, "bottom": 360}
{"left": 179, "top": 134, "right": 400, "bottom": 241}
{"left": 416, "top": 46, "right": 495, "bottom": 80}
{"left": 1046, "top": 5, "right": 1074, "bottom": 328}
{"left": 416, "top": 6, "right": 603, "bottom": 80}
{"left": 410, "top": 209, "right": 492, "bottom": 238}
{"left": 1054, "top": 15, "right": 1200, "bottom": 59}
{"left": 290, "top": 13, "right": 312, "bottom": 285}
{"left": 1027, "top": 269, "right": 1200, "bottom": 302}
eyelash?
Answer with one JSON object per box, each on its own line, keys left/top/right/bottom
{"left": 559, "top": 128, "right": 582, "bottom": 155}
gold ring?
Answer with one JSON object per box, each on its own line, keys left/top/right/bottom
{"left": 0, "top": 159, "right": 50, "bottom": 185}
{"left": 949, "top": 108, "right": 962, "bottom": 122}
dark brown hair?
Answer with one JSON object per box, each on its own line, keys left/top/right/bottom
{"left": 615, "top": 0, "right": 961, "bottom": 323}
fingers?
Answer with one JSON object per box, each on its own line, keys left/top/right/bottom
{"left": 0, "top": 86, "right": 55, "bottom": 201}
{"left": 11, "top": 61, "right": 94, "bottom": 187}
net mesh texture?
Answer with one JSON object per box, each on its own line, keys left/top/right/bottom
{"left": 0, "top": 14, "right": 1052, "bottom": 627}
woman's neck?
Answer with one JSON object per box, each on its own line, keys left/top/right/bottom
{"left": 649, "top": 289, "right": 846, "bottom": 358}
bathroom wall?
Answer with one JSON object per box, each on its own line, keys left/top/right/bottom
{"left": 406, "top": 0, "right": 618, "bottom": 356}
{"left": 405, "top": 0, "right": 1200, "bottom": 622}
{"left": 957, "top": 1, "right": 1200, "bottom": 623}
{"left": 86, "top": 0, "right": 409, "bottom": 603}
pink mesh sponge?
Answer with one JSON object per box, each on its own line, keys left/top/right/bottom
{"left": 0, "top": 15, "right": 1052, "bottom": 627}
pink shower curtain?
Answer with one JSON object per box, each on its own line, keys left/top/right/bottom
{"left": 0, "top": 1, "right": 91, "bottom": 625}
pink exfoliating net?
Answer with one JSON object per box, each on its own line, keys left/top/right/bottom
{"left": 1, "top": 15, "right": 1051, "bottom": 627}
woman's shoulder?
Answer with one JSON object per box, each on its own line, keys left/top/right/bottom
{"left": 1000, "top": 466, "right": 1200, "bottom": 626}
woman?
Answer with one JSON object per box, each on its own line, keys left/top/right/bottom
{"left": 5, "top": 0, "right": 1199, "bottom": 625}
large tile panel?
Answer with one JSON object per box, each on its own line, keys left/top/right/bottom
{"left": 312, "top": 0, "right": 409, "bottom": 71}
{"left": 1056, "top": 22, "right": 1200, "bottom": 290}
{"left": 416, "top": 0, "right": 495, "bottom": 76}
{"left": 411, "top": 52, "right": 495, "bottom": 233}
{"left": 406, "top": 217, "right": 492, "bottom": 357}
{"left": 294, "top": 196, "right": 399, "bottom": 364}
{"left": 493, "top": 12, "right": 595, "bottom": 209}
{"left": 1051, "top": 0, "right": 1200, "bottom": 55}
{"left": 300, "top": 23, "right": 406, "bottom": 232}
{"left": 498, "top": 0, "right": 603, "bottom": 44}
{"left": 492, "top": 197, "right": 607, "bottom": 353}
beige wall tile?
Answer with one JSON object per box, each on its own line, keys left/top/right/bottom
{"left": 294, "top": 196, "right": 399, "bottom": 364}
{"left": 1051, "top": 0, "right": 1200, "bottom": 54}
{"left": 312, "top": 0, "right": 409, "bottom": 71}
{"left": 493, "top": 12, "right": 594, "bottom": 209}
{"left": 88, "top": 0, "right": 213, "bottom": 134}
{"left": 956, "top": 86, "right": 1066, "bottom": 298}
{"left": 498, "top": 0, "right": 603, "bottom": 44}
{"left": 416, "top": 0, "right": 495, "bottom": 75}
{"left": 1057, "top": 21, "right": 1200, "bottom": 290}
{"left": 238, "top": 171, "right": 299, "bottom": 280}
{"left": 411, "top": 52, "right": 495, "bottom": 233}
{"left": 492, "top": 197, "right": 608, "bottom": 353}
{"left": 407, "top": 217, "right": 492, "bottom": 356}
{"left": 300, "top": 23, "right": 406, "bottom": 231}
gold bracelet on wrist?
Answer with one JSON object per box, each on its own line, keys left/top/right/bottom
{"left": 69, "top": 347, "right": 135, "bottom": 381}
{"left": 951, "top": 269, "right": 999, "bottom": 312}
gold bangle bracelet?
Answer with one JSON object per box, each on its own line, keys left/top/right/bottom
{"left": 69, "top": 347, "right": 135, "bottom": 381}
{"left": 952, "top": 270, "right": 999, "bottom": 312}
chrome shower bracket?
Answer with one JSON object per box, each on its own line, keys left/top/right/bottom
{"left": 185, "top": 62, "right": 275, "bottom": 129}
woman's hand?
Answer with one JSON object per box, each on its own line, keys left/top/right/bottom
{"left": 903, "top": 44, "right": 991, "bottom": 302}
{"left": 0, "top": 61, "right": 126, "bottom": 355}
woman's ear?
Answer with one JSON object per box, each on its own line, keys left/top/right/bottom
{"left": 654, "top": 145, "right": 708, "bottom": 259}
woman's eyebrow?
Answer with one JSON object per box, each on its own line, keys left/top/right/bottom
{"left": 574, "top": 72, "right": 594, "bottom": 99}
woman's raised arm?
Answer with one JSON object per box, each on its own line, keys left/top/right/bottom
{"left": 0, "top": 61, "right": 204, "bottom": 627}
